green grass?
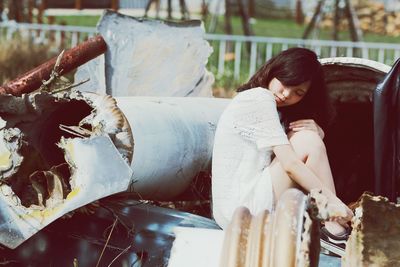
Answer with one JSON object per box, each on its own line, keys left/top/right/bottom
{"left": 0, "top": 38, "right": 57, "bottom": 85}
{"left": 204, "top": 16, "right": 400, "bottom": 44}
{"left": 48, "top": 15, "right": 101, "bottom": 27}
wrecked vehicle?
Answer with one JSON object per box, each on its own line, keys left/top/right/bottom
{"left": 0, "top": 90, "right": 228, "bottom": 249}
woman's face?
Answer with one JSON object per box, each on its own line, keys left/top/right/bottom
{"left": 268, "top": 78, "right": 310, "bottom": 107}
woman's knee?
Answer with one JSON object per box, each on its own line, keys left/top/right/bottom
{"left": 288, "top": 130, "right": 326, "bottom": 157}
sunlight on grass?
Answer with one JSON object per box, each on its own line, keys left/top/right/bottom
{"left": 0, "top": 38, "right": 57, "bottom": 85}
{"left": 204, "top": 15, "right": 400, "bottom": 43}
{"left": 46, "top": 13, "right": 400, "bottom": 44}
{"left": 47, "top": 15, "right": 101, "bottom": 27}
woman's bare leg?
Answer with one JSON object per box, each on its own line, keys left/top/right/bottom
{"left": 288, "top": 130, "right": 336, "bottom": 193}
{"left": 270, "top": 130, "right": 347, "bottom": 235}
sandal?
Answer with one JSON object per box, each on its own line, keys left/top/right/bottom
{"left": 320, "top": 226, "right": 350, "bottom": 257}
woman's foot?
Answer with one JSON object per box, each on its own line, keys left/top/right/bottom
{"left": 325, "top": 221, "right": 348, "bottom": 236}
{"left": 320, "top": 224, "right": 351, "bottom": 257}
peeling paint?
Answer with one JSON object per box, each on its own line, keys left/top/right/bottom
{"left": 0, "top": 90, "right": 133, "bottom": 248}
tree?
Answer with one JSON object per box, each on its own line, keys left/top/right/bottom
{"left": 8, "top": 0, "right": 23, "bottom": 22}
{"left": 0, "top": 0, "right": 3, "bottom": 22}
{"left": 237, "top": 0, "right": 254, "bottom": 36}
{"left": 224, "top": 0, "right": 233, "bottom": 35}
{"left": 248, "top": 0, "right": 255, "bottom": 18}
{"left": 209, "top": 0, "right": 254, "bottom": 36}
{"left": 295, "top": 0, "right": 304, "bottom": 25}
{"left": 302, "top": 0, "right": 362, "bottom": 42}
{"left": 144, "top": 0, "right": 190, "bottom": 20}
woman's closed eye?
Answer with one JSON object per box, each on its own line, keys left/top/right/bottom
{"left": 295, "top": 89, "right": 306, "bottom": 97}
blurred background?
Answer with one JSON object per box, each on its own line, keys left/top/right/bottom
{"left": 0, "top": 0, "right": 399, "bottom": 96}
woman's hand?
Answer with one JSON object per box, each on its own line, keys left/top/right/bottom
{"left": 289, "top": 119, "right": 325, "bottom": 139}
{"left": 329, "top": 206, "right": 353, "bottom": 228}
{"left": 327, "top": 197, "right": 354, "bottom": 227}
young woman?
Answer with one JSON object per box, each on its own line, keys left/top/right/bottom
{"left": 212, "top": 47, "right": 353, "bottom": 240}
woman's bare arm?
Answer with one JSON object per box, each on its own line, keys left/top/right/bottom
{"left": 272, "top": 144, "right": 352, "bottom": 222}
{"left": 273, "top": 144, "right": 332, "bottom": 195}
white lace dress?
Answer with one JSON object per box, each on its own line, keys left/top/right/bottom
{"left": 212, "top": 87, "right": 289, "bottom": 229}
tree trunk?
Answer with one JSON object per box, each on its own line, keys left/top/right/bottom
{"left": 295, "top": 0, "right": 304, "bottom": 25}
{"left": 167, "top": 0, "right": 172, "bottom": 19}
{"left": 237, "top": 0, "right": 254, "bottom": 36}
{"left": 208, "top": 0, "right": 222, "bottom": 33}
{"left": 224, "top": 0, "right": 233, "bottom": 35}
{"left": 344, "top": 0, "right": 363, "bottom": 42}
{"left": 155, "top": 0, "right": 160, "bottom": 18}
{"left": 302, "top": 0, "right": 324, "bottom": 39}
{"left": 9, "top": 0, "right": 23, "bottom": 22}
{"left": 38, "top": 0, "right": 46, "bottom": 24}
{"left": 248, "top": 0, "right": 255, "bottom": 18}
{"left": 332, "top": 0, "right": 340, "bottom": 40}
{"left": 111, "top": 0, "right": 119, "bottom": 11}
{"left": 28, "top": 0, "right": 35, "bottom": 23}
{"left": 0, "top": 0, "right": 3, "bottom": 22}
{"left": 144, "top": 0, "right": 152, "bottom": 17}
{"left": 179, "top": 0, "right": 190, "bottom": 20}
{"left": 75, "top": 0, "right": 82, "bottom": 10}
{"left": 201, "top": 0, "right": 208, "bottom": 20}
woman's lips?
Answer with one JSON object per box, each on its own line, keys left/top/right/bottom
{"left": 275, "top": 95, "right": 284, "bottom": 103}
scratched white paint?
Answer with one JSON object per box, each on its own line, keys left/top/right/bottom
{"left": 75, "top": 10, "right": 214, "bottom": 97}
{"left": 116, "top": 96, "right": 230, "bottom": 199}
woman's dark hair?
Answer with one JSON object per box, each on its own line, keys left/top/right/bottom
{"left": 237, "top": 47, "right": 334, "bottom": 131}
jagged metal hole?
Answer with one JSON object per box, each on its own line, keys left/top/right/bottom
{"left": 3, "top": 100, "right": 93, "bottom": 208}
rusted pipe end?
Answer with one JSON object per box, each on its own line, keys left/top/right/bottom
{"left": 0, "top": 35, "right": 107, "bottom": 96}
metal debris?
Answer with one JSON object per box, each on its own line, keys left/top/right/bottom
{"left": 0, "top": 90, "right": 228, "bottom": 249}
{"left": 75, "top": 10, "right": 214, "bottom": 97}
{"left": 0, "top": 90, "right": 132, "bottom": 248}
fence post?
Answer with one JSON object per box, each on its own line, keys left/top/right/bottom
{"left": 265, "top": 43, "right": 272, "bottom": 61}
{"left": 395, "top": 50, "right": 400, "bottom": 61}
{"left": 346, "top": 46, "right": 353, "bottom": 57}
{"left": 330, "top": 46, "right": 337, "bottom": 57}
{"left": 218, "top": 40, "right": 226, "bottom": 76}
{"left": 249, "top": 42, "right": 257, "bottom": 77}
{"left": 378, "top": 48, "right": 385, "bottom": 63}
{"left": 234, "top": 41, "right": 242, "bottom": 79}
{"left": 6, "top": 24, "right": 15, "bottom": 40}
{"left": 71, "top": 32, "right": 78, "bottom": 47}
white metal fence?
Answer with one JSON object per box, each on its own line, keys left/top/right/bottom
{"left": 0, "top": 21, "right": 96, "bottom": 48}
{"left": 205, "top": 34, "right": 400, "bottom": 79}
{"left": 1, "top": 21, "right": 400, "bottom": 80}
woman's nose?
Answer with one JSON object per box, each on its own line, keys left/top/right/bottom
{"left": 282, "top": 90, "right": 290, "bottom": 99}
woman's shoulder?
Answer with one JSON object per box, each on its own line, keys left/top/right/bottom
{"left": 233, "top": 87, "right": 274, "bottom": 101}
